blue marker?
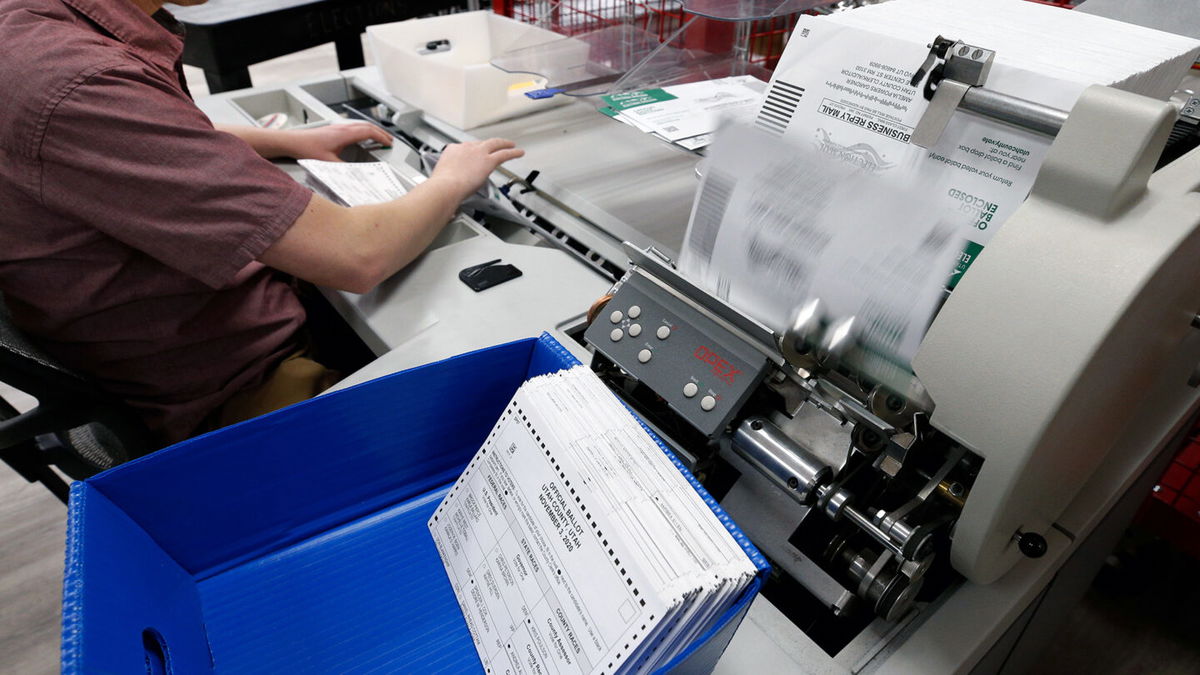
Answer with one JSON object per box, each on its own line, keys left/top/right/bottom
{"left": 525, "top": 88, "right": 565, "bottom": 100}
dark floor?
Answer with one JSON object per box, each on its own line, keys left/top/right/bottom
{"left": 1030, "top": 532, "right": 1200, "bottom": 675}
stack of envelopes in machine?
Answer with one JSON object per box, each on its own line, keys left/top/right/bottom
{"left": 678, "top": 0, "right": 1200, "bottom": 396}
{"left": 429, "top": 366, "right": 760, "bottom": 675}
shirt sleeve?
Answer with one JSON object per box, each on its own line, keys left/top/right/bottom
{"left": 37, "top": 63, "right": 313, "bottom": 289}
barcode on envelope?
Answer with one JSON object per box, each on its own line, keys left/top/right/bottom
{"left": 756, "top": 80, "right": 805, "bottom": 136}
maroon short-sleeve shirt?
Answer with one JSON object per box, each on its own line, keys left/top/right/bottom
{"left": 0, "top": 0, "right": 315, "bottom": 443}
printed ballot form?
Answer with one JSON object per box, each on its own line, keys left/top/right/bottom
{"left": 429, "top": 368, "right": 759, "bottom": 675}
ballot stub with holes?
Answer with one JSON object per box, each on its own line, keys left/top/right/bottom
{"left": 428, "top": 367, "right": 759, "bottom": 675}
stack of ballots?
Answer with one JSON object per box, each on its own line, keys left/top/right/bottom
{"left": 824, "top": 0, "right": 1200, "bottom": 99}
{"left": 428, "top": 366, "right": 763, "bottom": 674}
{"left": 679, "top": 0, "right": 1200, "bottom": 395}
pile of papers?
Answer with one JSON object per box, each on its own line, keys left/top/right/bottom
{"left": 599, "top": 75, "right": 768, "bottom": 150}
{"left": 298, "top": 159, "right": 410, "bottom": 206}
{"left": 826, "top": 0, "right": 1200, "bottom": 100}
{"left": 678, "top": 0, "right": 1200, "bottom": 392}
{"left": 683, "top": 123, "right": 961, "bottom": 395}
{"left": 429, "top": 367, "right": 761, "bottom": 674}
{"left": 300, "top": 156, "right": 534, "bottom": 227}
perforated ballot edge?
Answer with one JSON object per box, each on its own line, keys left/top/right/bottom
{"left": 533, "top": 334, "right": 769, "bottom": 578}
{"left": 429, "top": 335, "right": 769, "bottom": 675}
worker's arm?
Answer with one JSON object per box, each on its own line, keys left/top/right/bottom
{"left": 259, "top": 138, "right": 523, "bottom": 294}
{"left": 216, "top": 122, "right": 393, "bottom": 161}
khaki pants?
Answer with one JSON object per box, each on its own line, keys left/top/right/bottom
{"left": 210, "top": 351, "right": 340, "bottom": 431}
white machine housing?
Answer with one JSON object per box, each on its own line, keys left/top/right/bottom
{"left": 915, "top": 85, "right": 1200, "bottom": 583}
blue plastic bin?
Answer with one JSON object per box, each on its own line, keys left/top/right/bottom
{"left": 61, "top": 333, "right": 768, "bottom": 673}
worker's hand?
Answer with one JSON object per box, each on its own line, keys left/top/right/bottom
{"left": 283, "top": 122, "right": 393, "bottom": 161}
{"left": 430, "top": 139, "right": 525, "bottom": 202}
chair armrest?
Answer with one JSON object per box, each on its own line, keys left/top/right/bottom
{"left": 0, "top": 403, "right": 90, "bottom": 450}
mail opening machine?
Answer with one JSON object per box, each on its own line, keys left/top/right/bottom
{"left": 341, "top": 65, "right": 1200, "bottom": 670}
{"left": 576, "top": 75, "right": 1200, "bottom": 664}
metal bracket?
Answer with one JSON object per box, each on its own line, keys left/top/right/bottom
{"left": 911, "top": 79, "right": 973, "bottom": 148}
{"left": 911, "top": 38, "right": 995, "bottom": 148}
{"left": 910, "top": 35, "right": 1068, "bottom": 148}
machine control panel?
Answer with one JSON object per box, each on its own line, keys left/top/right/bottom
{"left": 585, "top": 271, "right": 771, "bottom": 438}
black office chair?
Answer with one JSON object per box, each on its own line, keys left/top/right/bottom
{"left": 0, "top": 297, "right": 154, "bottom": 503}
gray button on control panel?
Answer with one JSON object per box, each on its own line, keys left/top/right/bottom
{"left": 610, "top": 310, "right": 623, "bottom": 323}
{"left": 584, "top": 271, "right": 770, "bottom": 438}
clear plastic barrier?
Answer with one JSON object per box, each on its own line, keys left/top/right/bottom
{"left": 491, "top": 0, "right": 818, "bottom": 97}
{"left": 493, "top": 14, "right": 776, "bottom": 97}
{"left": 681, "top": 0, "right": 830, "bottom": 20}
{"left": 607, "top": 17, "right": 774, "bottom": 95}
{"left": 491, "top": 25, "right": 666, "bottom": 96}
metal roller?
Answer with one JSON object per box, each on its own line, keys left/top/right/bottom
{"left": 959, "top": 86, "right": 1068, "bottom": 138}
{"left": 732, "top": 416, "right": 832, "bottom": 505}
{"left": 733, "top": 417, "right": 927, "bottom": 564}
